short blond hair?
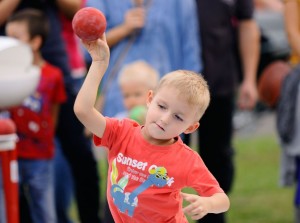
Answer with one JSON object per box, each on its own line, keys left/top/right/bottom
{"left": 118, "top": 60, "right": 159, "bottom": 89}
{"left": 155, "top": 70, "right": 210, "bottom": 120}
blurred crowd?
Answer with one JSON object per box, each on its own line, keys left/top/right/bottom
{"left": 0, "top": 0, "right": 299, "bottom": 223}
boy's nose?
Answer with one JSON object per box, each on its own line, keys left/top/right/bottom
{"left": 160, "top": 113, "right": 171, "bottom": 124}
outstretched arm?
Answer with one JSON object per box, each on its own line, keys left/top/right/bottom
{"left": 181, "top": 192, "right": 230, "bottom": 220}
{"left": 74, "top": 35, "right": 110, "bottom": 138}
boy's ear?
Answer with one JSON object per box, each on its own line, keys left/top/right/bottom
{"left": 146, "top": 90, "right": 154, "bottom": 107}
{"left": 184, "top": 122, "right": 200, "bottom": 134}
{"left": 30, "top": 35, "right": 42, "bottom": 51}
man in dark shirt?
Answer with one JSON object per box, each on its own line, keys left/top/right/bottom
{"left": 195, "top": 0, "right": 260, "bottom": 222}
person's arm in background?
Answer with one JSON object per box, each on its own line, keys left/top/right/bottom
{"left": 237, "top": 19, "right": 260, "bottom": 110}
{"left": 284, "top": 0, "right": 300, "bottom": 58}
{"left": 56, "top": 0, "right": 82, "bottom": 19}
{"left": 255, "top": 0, "right": 283, "bottom": 11}
{"left": 0, "top": 0, "right": 20, "bottom": 26}
{"left": 87, "top": 0, "right": 146, "bottom": 47}
{"left": 105, "top": 7, "right": 145, "bottom": 47}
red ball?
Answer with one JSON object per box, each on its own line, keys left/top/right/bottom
{"left": 72, "top": 7, "right": 107, "bottom": 41}
{"left": 0, "top": 119, "right": 16, "bottom": 135}
{"left": 258, "top": 60, "right": 291, "bottom": 108}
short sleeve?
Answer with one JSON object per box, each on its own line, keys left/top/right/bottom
{"left": 236, "top": 0, "right": 254, "bottom": 20}
{"left": 187, "top": 154, "right": 224, "bottom": 196}
{"left": 93, "top": 117, "right": 139, "bottom": 149}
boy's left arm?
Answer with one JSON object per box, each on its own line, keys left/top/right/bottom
{"left": 181, "top": 192, "right": 230, "bottom": 220}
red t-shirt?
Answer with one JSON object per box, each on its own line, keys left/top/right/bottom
{"left": 94, "top": 118, "right": 224, "bottom": 223}
{"left": 10, "top": 63, "right": 67, "bottom": 159}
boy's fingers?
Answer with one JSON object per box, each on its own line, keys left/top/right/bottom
{"left": 190, "top": 212, "right": 205, "bottom": 220}
{"left": 182, "top": 203, "right": 193, "bottom": 213}
{"left": 101, "top": 33, "right": 107, "bottom": 41}
{"left": 181, "top": 192, "right": 197, "bottom": 202}
{"left": 183, "top": 203, "right": 206, "bottom": 220}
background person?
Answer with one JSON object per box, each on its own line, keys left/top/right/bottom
{"left": 6, "top": 8, "right": 67, "bottom": 223}
{"left": 194, "top": 0, "right": 260, "bottom": 222}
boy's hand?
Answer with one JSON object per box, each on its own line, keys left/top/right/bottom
{"left": 81, "top": 34, "right": 110, "bottom": 64}
{"left": 181, "top": 192, "right": 211, "bottom": 220}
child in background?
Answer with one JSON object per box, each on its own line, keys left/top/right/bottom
{"left": 74, "top": 36, "right": 230, "bottom": 222}
{"left": 6, "top": 9, "right": 67, "bottom": 223}
{"left": 102, "top": 60, "right": 159, "bottom": 222}
{"left": 116, "top": 60, "right": 159, "bottom": 124}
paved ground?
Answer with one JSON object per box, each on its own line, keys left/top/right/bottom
{"left": 233, "top": 110, "right": 277, "bottom": 139}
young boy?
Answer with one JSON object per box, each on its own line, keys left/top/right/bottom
{"left": 6, "top": 9, "right": 67, "bottom": 222}
{"left": 116, "top": 60, "right": 159, "bottom": 124}
{"left": 74, "top": 36, "right": 230, "bottom": 222}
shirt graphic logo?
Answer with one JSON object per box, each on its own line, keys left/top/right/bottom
{"left": 110, "top": 157, "right": 174, "bottom": 217}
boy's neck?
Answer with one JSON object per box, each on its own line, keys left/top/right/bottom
{"left": 32, "top": 51, "right": 45, "bottom": 67}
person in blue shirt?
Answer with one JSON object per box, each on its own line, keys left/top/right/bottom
{"left": 85, "top": 0, "right": 202, "bottom": 117}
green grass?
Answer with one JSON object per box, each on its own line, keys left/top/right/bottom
{"left": 227, "top": 135, "right": 294, "bottom": 223}
{"left": 71, "top": 133, "right": 295, "bottom": 223}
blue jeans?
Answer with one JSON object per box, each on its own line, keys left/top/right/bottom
{"left": 18, "top": 159, "right": 56, "bottom": 223}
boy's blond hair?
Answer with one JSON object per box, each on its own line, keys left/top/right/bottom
{"left": 118, "top": 60, "right": 159, "bottom": 89}
{"left": 155, "top": 70, "right": 210, "bottom": 120}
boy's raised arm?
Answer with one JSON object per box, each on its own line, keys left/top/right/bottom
{"left": 74, "top": 35, "right": 110, "bottom": 138}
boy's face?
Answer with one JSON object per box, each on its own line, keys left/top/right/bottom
{"left": 120, "top": 82, "right": 150, "bottom": 111}
{"left": 143, "top": 86, "right": 199, "bottom": 143}
{"left": 6, "top": 21, "right": 30, "bottom": 44}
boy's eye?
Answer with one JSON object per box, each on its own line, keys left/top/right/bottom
{"left": 134, "top": 92, "right": 142, "bottom": 97}
{"left": 175, "top": 115, "right": 183, "bottom": 121}
{"left": 158, "top": 104, "right": 165, "bottom": 109}
{"left": 123, "top": 93, "right": 130, "bottom": 99}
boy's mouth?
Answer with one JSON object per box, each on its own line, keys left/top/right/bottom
{"left": 155, "top": 123, "right": 165, "bottom": 131}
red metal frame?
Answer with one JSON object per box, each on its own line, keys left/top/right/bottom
{"left": 0, "top": 118, "right": 19, "bottom": 223}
